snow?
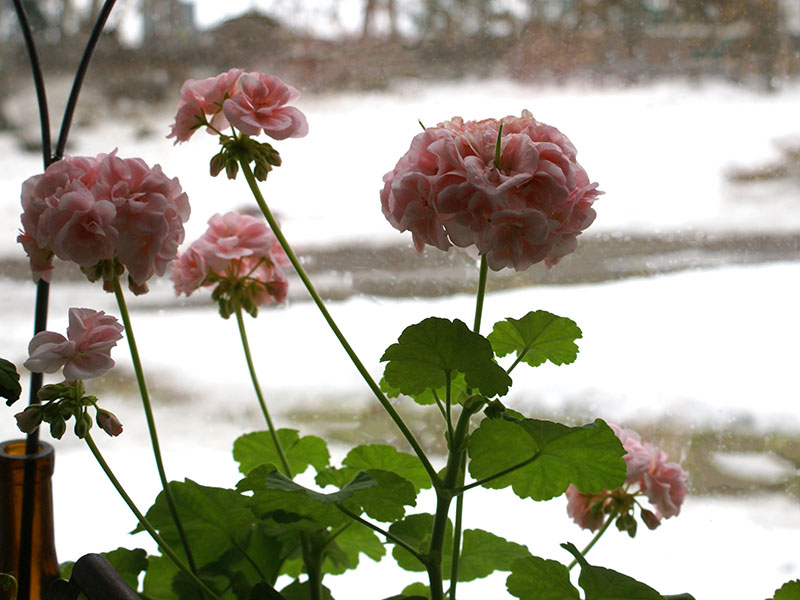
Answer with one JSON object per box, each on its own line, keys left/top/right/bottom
{"left": 2, "top": 78, "right": 800, "bottom": 599}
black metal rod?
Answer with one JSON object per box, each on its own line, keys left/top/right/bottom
{"left": 11, "top": 0, "right": 51, "bottom": 166}
{"left": 11, "top": 1, "right": 118, "bottom": 598}
{"left": 54, "top": 0, "right": 117, "bottom": 160}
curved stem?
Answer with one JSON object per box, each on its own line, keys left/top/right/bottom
{"left": 238, "top": 159, "right": 439, "bottom": 486}
{"left": 112, "top": 276, "right": 198, "bottom": 575}
{"left": 567, "top": 513, "right": 616, "bottom": 571}
{"left": 455, "top": 450, "right": 542, "bottom": 495}
{"left": 472, "top": 255, "right": 489, "bottom": 334}
{"left": 84, "top": 434, "right": 221, "bottom": 600}
{"left": 235, "top": 306, "right": 292, "bottom": 476}
{"left": 54, "top": 0, "right": 117, "bottom": 159}
{"left": 335, "top": 505, "right": 424, "bottom": 562}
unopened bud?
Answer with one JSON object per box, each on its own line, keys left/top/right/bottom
{"left": 97, "top": 409, "right": 123, "bottom": 437}
{"left": 14, "top": 406, "right": 43, "bottom": 434}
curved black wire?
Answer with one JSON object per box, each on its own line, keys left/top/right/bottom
{"left": 11, "top": 2, "right": 118, "bottom": 599}
{"left": 55, "top": 0, "right": 117, "bottom": 161}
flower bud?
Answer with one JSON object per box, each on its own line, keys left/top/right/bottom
{"left": 97, "top": 409, "right": 123, "bottom": 437}
{"left": 640, "top": 508, "right": 661, "bottom": 531}
{"left": 14, "top": 406, "right": 43, "bottom": 434}
{"left": 49, "top": 417, "right": 67, "bottom": 440}
{"left": 73, "top": 412, "right": 92, "bottom": 439}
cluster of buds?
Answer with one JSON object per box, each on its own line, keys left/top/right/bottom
{"left": 15, "top": 379, "right": 122, "bottom": 439}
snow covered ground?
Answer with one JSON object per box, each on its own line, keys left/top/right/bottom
{"left": 2, "top": 78, "right": 800, "bottom": 599}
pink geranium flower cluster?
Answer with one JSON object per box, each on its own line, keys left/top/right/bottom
{"left": 381, "top": 111, "right": 601, "bottom": 271}
{"left": 24, "top": 308, "right": 123, "bottom": 381}
{"left": 168, "top": 68, "right": 309, "bottom": 143}
{"left": 172, "top": 211, "right": 289, "bottom": 317}
{"left": 566, "top": 423, "right": 688, "bottom": 534}
{"left": 18, "top": 152, "right": 190, "bottom": 294}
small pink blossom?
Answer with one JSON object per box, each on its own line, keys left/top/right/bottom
{"left": 24, "top": 308, "right": 123, "bottom": 380}
{"left": 167, "top": 69, "right": 244, "bottom": 143}
{"left": 193, "top": 211, "right": 276, "bottom": 271}
{"left": 566, "top": 487, "right": 607, "bottom": 532}
{"left": 222, "top": 73, "right": 309, "bottom": 140}
{"left": 172, "top": 211, "right": 289, "bottom": 312}
{"left": 381, "top": 110, "right": 601, "bottom": 271}
{"left": 566, "top": 423, "right": 688, "bottom": 534}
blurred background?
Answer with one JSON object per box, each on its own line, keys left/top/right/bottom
{"left": 1, "top": 1, "right": 800, "bottom": 598}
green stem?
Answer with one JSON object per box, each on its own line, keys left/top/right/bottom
{"left": 300, "top": 536, "right": 323, "bottom": 600}
{"left": 84, "top": 434, "right": 221, "bottom": 600}
{"left": 238, "top": 160, "right": 439, "bottom": 486}
{"left": 455, "top": 450, "right": 542, "bottom": 494}
{"left": 472, "top": 255, "right": 489, "bottom": 334}
{"left": 111, "top": 276, "right": 198, "bottom": 575}
{"left": 336, "top": 505, "right": 424, "bottom": 562}
{"left": 568, "top": 513, "right": 616, "bottom": 571}
{"left": 427, "top": 408, "right": 474, "bottom": 600}
{"left": 235, "top": 306, "right": 292, "bottom": 477}
{"left": 448, "top": 459, "right": 466, "bottom": 600}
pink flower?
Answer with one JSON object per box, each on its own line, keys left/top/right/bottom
{"left": 192, "top": 211, "right": 276, "bottom": 271}
{"left": 96, "top": 409, "right": 123, "bottom": 437}
{"left": 167, "top": 69, "right": 244, "bottom": 143}
{"left": 642, "top": 451, "right": 688, "bottom": 519}
{"left": 17, "top": 154, "right": 111, "bottom": 282}
{"left": 18, "top": 153, "right": 189, "bottom": 294}
{"left": 566, "top": 486, "right": 607, "bottom": 532}
{"left": 24, "top": 308, "right": 124, "bottom": 380}
{"left": 381, "top": 110, "right": 601, "bottom": 271}
{"left": 93, "top": 155, "right": 190, "bottom": 290}
{"left": 171, "top": 246, "right": 208, "bottom": 296}
{"left": 566, "top": 423, "right": 688, "bottom": 534}
{"left": 172, "top": 211, "right": 289, "bottom": 312}
{"left": 222, "top": 72, "right": 309, "bottom": 140}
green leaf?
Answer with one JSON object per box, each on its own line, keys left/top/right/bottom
{"left": 342, "top": 469, "right": 418, "bottom": 522}
{"left": 280, "top": 580, "right": 334, "bottom": 600}
{"left": 770, "top": 580, "right": 800, "bottom": 600}
{"left": 388, "top": 513, "right": 452, "bottom": 573}
{"left": 562, "top": 542, "right": 665, "bottom": 600}
{"left": 319, "top": 521, "right": 385, "bottom": 575}
{"left": 316, "top": 444, "right": 431, "bottom": 492}
{"left": 102, "top": 547, "right": 148, "bottom": 591}
{"left": 381, "top": 317, "right": 511, "bottom": 398}
{"left": 136, "top": 479, "right": 258, "bottom": 566}
{"left": 267, "top": 470, "right": 377, "bottom": 503}
{"left": 0, "top": 358, "right": 21, "bottom": 405}
{"left": 468, "top": 418, "right": 625, "bottom": 501}
{"left": 489, "top": 311, "right": 582, "bottom": 368}
{"left": 506, "top": 555, "right": 579, "bottom": 600}
{"left": 399, "top": 582, "right": 431, "bottom": 600}
{"left": 234, "top": 429, "right": 329, "bottom": 476}
{"left": 239, "top": 466, "right": 348, "bottom": 530}
{"left": 457, "top": 529, "right": 530, "bottom": 582}
{"left": 249, "top": 581, "right": 290, "bottom": 600}
{"left": 380, "top": 372, "right": 468, "bottom": 407}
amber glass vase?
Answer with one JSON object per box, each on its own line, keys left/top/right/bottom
{"left": 0, "top": 439, "right": 60, "bottom": 600}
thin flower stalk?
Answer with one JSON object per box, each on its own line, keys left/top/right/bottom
{"left": 235, "top": 305, "right": 292, "bottom": 476}
{"left": 111, "top": 275, "right": 198, "bottom": 575}
{"left": 84, "top": 434, "right": 221, "bottom": 600}
{"left": 237, "top": 159, "right": 440, "bottom": 487}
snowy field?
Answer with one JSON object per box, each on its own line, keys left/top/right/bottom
{"left": 2, "top": 79, "right": 800, "bottom": 599}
